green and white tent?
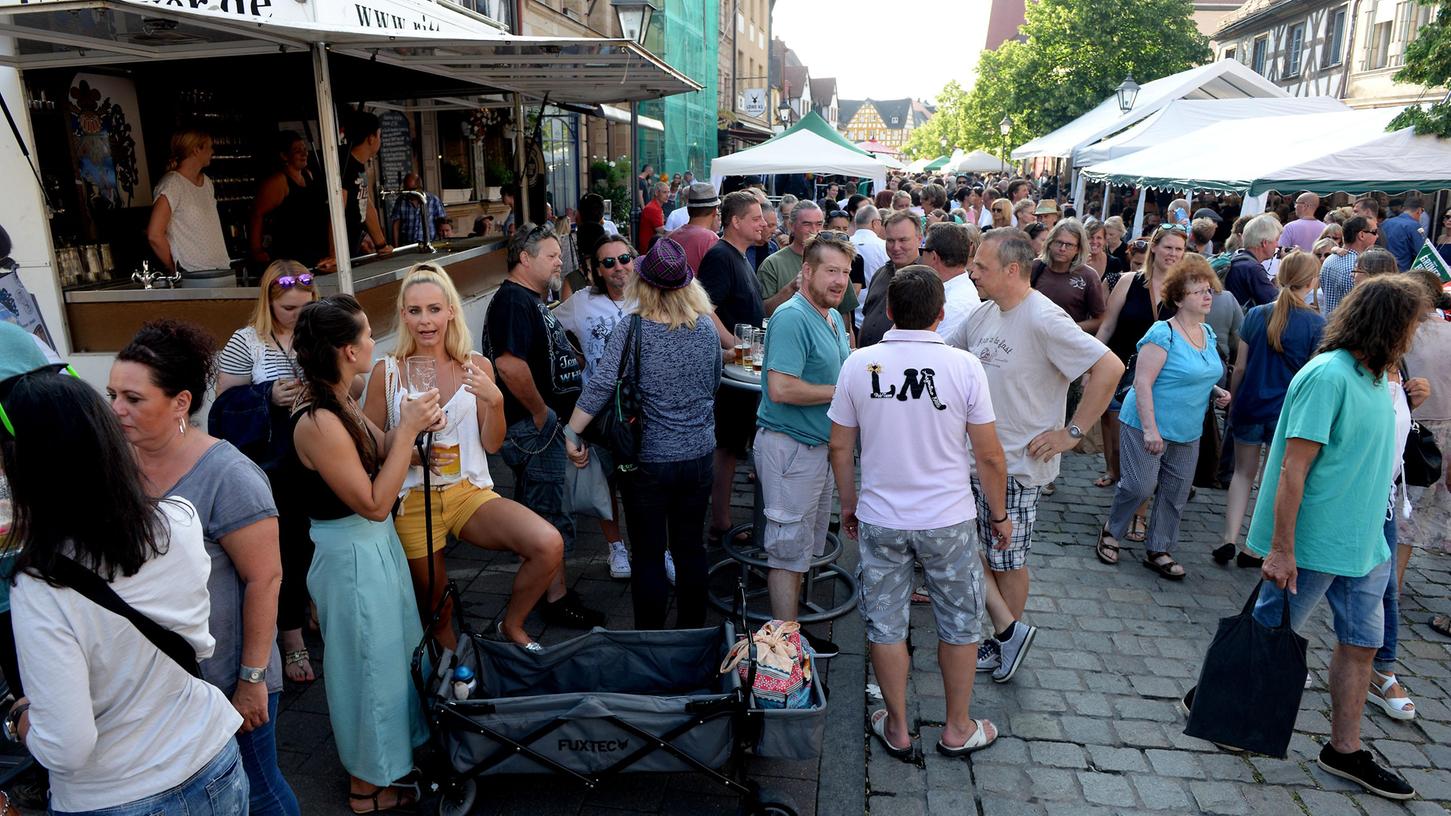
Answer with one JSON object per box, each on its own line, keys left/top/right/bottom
{"left": 709, "top": 111, "right": 895, "bottom": 193}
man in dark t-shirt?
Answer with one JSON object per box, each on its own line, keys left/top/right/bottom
{"left": 340, "top": 112, "right": 392, "bottom": 259}
{"left": 485, "top": 224, "right": 601, "bottom": 629}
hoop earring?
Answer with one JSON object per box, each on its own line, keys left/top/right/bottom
{"left": 178, "top": 418, "right": 187, "bottom": 437}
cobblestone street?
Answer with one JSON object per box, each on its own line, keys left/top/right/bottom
{"left": 273, "top": 451, "right": 1451, "bottom": 815}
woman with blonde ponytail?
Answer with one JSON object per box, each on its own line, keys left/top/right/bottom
{"left": 1214, "top": 250, "right": 1325, "bottom": 566}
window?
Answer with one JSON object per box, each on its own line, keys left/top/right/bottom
{"left": 1326, "top": 6, "right": 1347, "bottom": 66}
{"left": 1251, "top": 35, "right": 1268, "bottom": 74}
{"left": 1368, "top": 20, "right": 1392, "bottom": 68}
{"left": 1395, "top": 1, "right": 1412, "bottom": 41}
{"left": 1285, "top": 22, "right": 1305, "bottom": 75}
{"left": 1223, "top": 47, "right": 1237, "bottom": 62}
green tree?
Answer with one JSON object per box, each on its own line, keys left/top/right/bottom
{"left": 1387, "top": 0, "right": 1451, "bottom": 137}
{"left": 925, "top": 0, "right": 1210, "bottom": 157}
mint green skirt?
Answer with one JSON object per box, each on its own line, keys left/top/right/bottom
{"left": 307, "top": 514, "right": 428, "bottom": 785}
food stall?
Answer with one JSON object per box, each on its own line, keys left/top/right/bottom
{"left": 0, "top": 0, "right": 697, "bottom": 382}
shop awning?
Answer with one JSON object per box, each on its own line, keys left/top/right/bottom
{"left": 0, "top": 0, "right": 700, "bottom": 104}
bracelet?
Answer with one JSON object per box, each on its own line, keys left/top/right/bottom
{"left": 990, "top": 513, "right": 1009, "bottom": 524}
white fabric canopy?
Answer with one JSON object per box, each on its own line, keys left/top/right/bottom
{"left": 1081, "top": 108, "right": 1451, "bottom": 196}
{"left": 712, "top": 119, "right": 890, "bottom": 194}
{"left": 905, "top": 158, "right": 932, "bottom": 173}
{"left": 1011, "top": 59, "right": 1287, "bottom": 162}
{"left": 1075, "top": 97, "right": 1348, "bottom": 166}
{"left": 950, "top": 149, "right": 1011, "bottom": 174}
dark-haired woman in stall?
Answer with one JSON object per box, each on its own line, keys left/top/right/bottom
{"left": 290, "top": 295, "right": 442, "bottom": 813}
{"left": 108, "top": 319, "right": 298, "bottom": 816}
{"left": 3, "top": 333, "right": 248, "bottom": 816}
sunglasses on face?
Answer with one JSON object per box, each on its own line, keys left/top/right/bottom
{"left": 0, "top": 364, "right": 81, "bottom": 437}
{"left": 273, "top": 273, "right": 314, "bottom": 289}
{"left": 1363, "top": 229, "right": 1379, "bottom": 235}
{"left": 597, "top": 253, "right": 634, "bottom": 269}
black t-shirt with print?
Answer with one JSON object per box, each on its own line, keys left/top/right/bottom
{"left": 484, "top": 279, "right": 583, "bottom": 425}
{"left": 341, "top": 153, "right": 368, "bottom": 256}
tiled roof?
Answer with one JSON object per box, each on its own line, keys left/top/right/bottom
{"left": 837, "top": 98, "right": 865, "bottom": 126}
{"left": 810, "top": 77, "right": 837, "bottom": 102}
{"left": 869, "top": 98, "right": 914, "bottom": 129}
{"left": 784, "top": 66, "right": 810, "bottom": 99}
{"left": 1214, "top": 0, "right": 1290, "bottom": 37}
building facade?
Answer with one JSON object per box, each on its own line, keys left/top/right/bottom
{"left": 1343, "top": 0, "right": 1444, "bottom": 108}
{"left": 717, "top": 0, "right": 773, "bottom": 153}
{"left": 838, "top": 98, "right": 931, "bottom": 150}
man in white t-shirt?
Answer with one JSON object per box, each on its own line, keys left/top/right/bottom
{"left": 829, "top": 266, "right": 1011, "bottom": 760}
{"left": 553, "top": 236, "right": 632, "bottom": 387}
{"left": 945, "top": 228, "right": 1124, "bottom": 682}
{"left": 922, "top": 222, "right": 981, "bottom": 338}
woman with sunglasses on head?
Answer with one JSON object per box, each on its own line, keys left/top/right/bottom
{"left": 292, "top": 295, "right": 441, "bottom": 813}
{"left": 362, "top": 264, "right": 561, "bottom": 651}
{"left": 1, "top": 328, "right": 249, "bottom": 816}
{"left": 1096, "top": 255, "right": 1230, "bottom": 579}
{"left": 216, "top": 260, "right": 320, "bottom": 685}
{"left": 108, "top": 320, "right": 298, "bottom": 816}
{"left": 551, "top": 235, "right": 638, "bottom": 579}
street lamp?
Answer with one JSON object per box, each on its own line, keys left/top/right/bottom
{"left": 998, "top": 115, "right": 1011, "bottom": 173}
{"left": 611, "top": 0, "right": 658, "bottom": 245}
{"left": 778, "top": 99, "right": 793, "bottom": 126}
{"left": 1115, "top": 74, "right": 1140, "bottom": 114}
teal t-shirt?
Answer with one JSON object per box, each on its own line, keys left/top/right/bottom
{"left": 1119, "top": 320, "right": 1223, "bottom": 444}
{"left": 1246, "top": 349, "right": 1394, "bottom": 577}
{"left": 757, "top": 293, "right": 851, "bottom": 446}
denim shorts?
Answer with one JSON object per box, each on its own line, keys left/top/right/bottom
{"left": 1231, "top": 421, "right": 1275, "bottom": 446}
{"left": 1252, "top": 557, "right": 1393, "bottom": 649}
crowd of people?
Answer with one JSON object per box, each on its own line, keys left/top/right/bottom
{"left": 0, "top": 164, "right": 1447, "bottom": 814}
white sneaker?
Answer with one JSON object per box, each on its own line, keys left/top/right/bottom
{"left": 608, "top": 541, "right": 631, "bottom": 579}
{"left": 664, "top": 551, "right": 676, "bottom": 585}
{"left": 976, "top": 639, "right": 1001, "bottom": 672}
{"left": 993, "top": 622, "right": 1038, "bottom": 684}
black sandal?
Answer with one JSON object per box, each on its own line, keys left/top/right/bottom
{"left": 349, "top": 787, "right": 415, "bottom": 815}
{"left": 1144, "top": 551, "right": 1186, "bottom": 581}
{"left": 1095, "top": 527, "right": 1121, "bottom": 565}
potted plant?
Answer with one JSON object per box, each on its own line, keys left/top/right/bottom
{"left": 440, "top": 158, "right": 473, "bottom": 204}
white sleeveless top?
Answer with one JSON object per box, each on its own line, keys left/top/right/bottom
{"left": 383, "top": 356, "right": 495, "bottom": 494}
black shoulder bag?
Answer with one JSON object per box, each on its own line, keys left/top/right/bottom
{"left": 1401, "top": 363, "right": 1443, "bottom": 488}
{"left": 583, "top": 314, "right": 644, "bottom": 471}
{"left": 49, "top": 555, "right": 202, "bottom": 677}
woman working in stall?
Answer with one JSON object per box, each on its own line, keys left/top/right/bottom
{"left": 248, "top": 131, "right": 334, "bottom": 273}
{"left": 147, "top": 129, "right": 233, "bottom": 275}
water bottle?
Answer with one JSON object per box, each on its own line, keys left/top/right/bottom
{"left": 451, "top": 665, "right": 476, "bottom": 701}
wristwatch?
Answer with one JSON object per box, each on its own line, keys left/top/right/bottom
{"left": 238, "top": 665, "right": 267, "bottom": 685}
{"left": 4, "top": 702, "right": 29, "bottom": 742}
{"left": 1067, "top": 424, "right": 1084, "bottom": 440}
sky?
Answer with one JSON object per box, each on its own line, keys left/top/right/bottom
{"left": 770, "top": 0, "right": 989, "bottom": 103}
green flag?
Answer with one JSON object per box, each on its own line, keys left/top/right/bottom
{"left": 1413, "top": 239, "right": 1451, "bottom": 284}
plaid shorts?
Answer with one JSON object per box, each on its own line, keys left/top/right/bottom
{"left": 971, "top": 475, "right": 1042, "bottom": 572}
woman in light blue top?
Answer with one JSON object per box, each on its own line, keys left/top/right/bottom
{"left": 1096, "top": 255, "right": 1231, "bottom": 579}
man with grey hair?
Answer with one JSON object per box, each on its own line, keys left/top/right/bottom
{"left": 1279, "top": 192, "right": 1323, "bottom": 251}
{"left": 851, "top": 205, "right": 889, "bottom": 328}
{"left": 921, "top": 222, "right": 982, "bottom": 338}
{"left": 757, "top": 200, "right": 858, "bottom": 332}
{"left": 745, "top": 201, "right": 780, "bottom": 273}
{"left": 1226, "top": 213, "right": 1284, "bottom": 308}
{"left": 1030, "top": 218, "right": 1104, "bottom": 333}
{"left": 637, "top": 180, "right": 670, "bottom": 252}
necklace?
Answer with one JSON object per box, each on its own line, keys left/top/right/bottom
{"left": 1173, "top": 315, "right": 1207, "bottom": 351}
{"left": 271, "top": 329, "right": 301, "bottom": 379}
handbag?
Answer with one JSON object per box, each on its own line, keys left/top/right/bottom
{"left": 566, "top": 453, "right": 614, "bottom": 521}
{"left": 583, "top": 314, "right": 644, "bottom": 470}
{"left": 1183, "top": 581, "right": 1307, "bottom": 757}
{"left": 1401, "top": 365, "right": 1442, "bottom": 488}
{"left": 48, "top": 555, "right": 202, "bottom": 678}
{"left": 720, "top": 620, "right": 815, "bottom": 710}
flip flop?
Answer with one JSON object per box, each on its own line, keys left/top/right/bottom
{"left": 1093, "top": 474, "right": 1117, "bottom": 488}
{"left": 868, "top": 709, "right": 915, "bottom": 761}
{"left": 936, "top": 719, "right": 998, "bottom": 757}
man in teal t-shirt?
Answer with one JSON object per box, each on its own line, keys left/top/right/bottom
{"left": 755, "top": 233, "right": 853, "bottom": 649}
{"left": 1238, "top": 275, "right": 1423, "bottom": 801}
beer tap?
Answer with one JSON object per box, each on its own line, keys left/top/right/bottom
{"left": 132, "top": 261, "right": 181, "bottom": 290}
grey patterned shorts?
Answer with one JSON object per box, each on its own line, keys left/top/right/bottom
{"left": 857, "top": 520, "right": 984, "bottom": 646}
{"left": 971, "top": 475, "right": 1042, "bottom": 572}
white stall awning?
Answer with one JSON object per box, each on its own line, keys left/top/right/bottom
{"left": 1074, "top": 97, "right": 1348, "bottom": 166}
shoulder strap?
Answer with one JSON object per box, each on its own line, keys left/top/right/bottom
{"left": 631, "top": 314, "right": 643, "bottom": 385}
{"left": 383, "top": 356, "right": 400, "bottom": 432}
{"left": 48, "top": 555, "right": 202, "bottom": 678}
{"left": 1031, "top": 260, "right": 1045, "bottom": 289}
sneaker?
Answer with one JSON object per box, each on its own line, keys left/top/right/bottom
{"left": 1316, "top": 745, "right": 1416, "bottom": 800}
{"left": 608, "top": 541, "right": 631, "bottom": 580}
{"left": 664, "top": 551, "right": 676, "bottom": 585}
{"left": 993, "top": 623, "right": 1038, "bottom": 684}
{"left": 976, "top": 639, "right": 1001, "bottom": 672}
{"left": 540, "top": 590, "right": 607, "bottom": 629}
{"left": 800, "top": 630, "right": 840, "bottom": 659}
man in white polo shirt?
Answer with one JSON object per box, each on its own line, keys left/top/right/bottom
{"left": 946, "top": 228, "right": 1124, "bottom": 682}
{"left": 829, "top": 266, "right": 1011, "bottom": 761}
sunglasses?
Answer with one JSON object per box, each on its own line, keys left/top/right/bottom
{"left": 816, "top": 230, "right": 851, "bottom": 241}
{"left": 828, "top": 210, "right": 850, "bottom": 220}
{"left": 0, "top": 364, "right": 81, "bottom": 437}
{"left": 1129, "top": 240, "right": 1149, "bottom": 251}
{"left": 1363, "top": 229, "right": 1379, "bottom": 235}
{"left": 597, "top": 253, "right": 634, "bottom": 269}
{"left": 1156, "top": 224, "right": 1190, "bottom": 235}
{"left": 273, "top": 273, "right": 314, "bottom": 289}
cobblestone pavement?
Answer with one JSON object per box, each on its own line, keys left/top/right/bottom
{"left": 270, "top": 450, "right": 1451, "bottom": 815}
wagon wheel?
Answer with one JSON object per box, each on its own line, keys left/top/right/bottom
{"left": 434, "top": 778, "right": 477, "bottom": 816}
{"left": 739, "top": 784, "right": 798, "bottom": 816}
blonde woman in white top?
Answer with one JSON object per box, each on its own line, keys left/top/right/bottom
{"left": 363, "top": 264, "right": 562, "bottom": 650}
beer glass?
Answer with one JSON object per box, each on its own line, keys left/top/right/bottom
{"left": 405, "top": 356, "right": 437, "bottom": 399}
{"left": 749, "top": 328, "right": 764, "bottom": 373}
{"left": 733, "top": 323, "right": 752, "bottom": 366}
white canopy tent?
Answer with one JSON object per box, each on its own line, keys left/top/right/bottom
{"left": 1011, "top": 59, "right": 1287, "bottom": 163}
{"left": 951, "top": 149, "right": 1012, "bottom": 174}
{"left": 1080, "top": 108, "right": 1451, "bottom": 236}
{"left": 710, "top": 111, "right": 892, "bottom": 194}
{"left": 905, "top": 157, "right": 933, "bottom": 173}
{"left": 1074, "top": 97, "right": 1348, "bottom": 166}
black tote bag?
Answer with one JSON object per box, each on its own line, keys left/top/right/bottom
{"left": 1183, "top": 580, "right": 1307, "bottom": 758}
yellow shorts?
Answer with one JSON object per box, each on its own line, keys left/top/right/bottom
{"left": 394, "top": 481, "right": 500, "bottom": 560}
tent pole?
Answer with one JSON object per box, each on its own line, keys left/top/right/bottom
{"left": 1101, "top": 183, "right": 1111, "bottom": 220}
{"left": 1133, "top": 187, "right": 1148, "bottom": 239}
{"left": 312, "top": 43, "right": 353, "bottom": 295}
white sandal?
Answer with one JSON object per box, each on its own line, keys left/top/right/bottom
{"left": 1367, "top": 670, "right": 1416, "bottom": 721}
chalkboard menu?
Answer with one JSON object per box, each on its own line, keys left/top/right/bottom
{"left": 378, "top": 111, "right": 414, "bottom": 191}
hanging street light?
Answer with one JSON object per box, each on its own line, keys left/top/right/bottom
{"left": 999, "top": 115, "right": 1011, "bottom": 173}
{"left": 1115, "top": 74, "right": 1140, "bottom": 114}
{"left": 611, "top": 0, "right": 659, "bottom": 247}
